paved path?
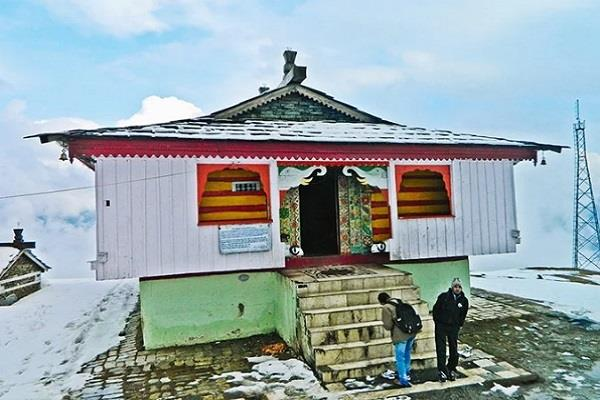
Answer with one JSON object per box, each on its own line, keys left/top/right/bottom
{"left": 64, "top": 309, "right": 283, "bottom": 400}
{"left": 65, "top": 290, "right": 551, "bottom": 399}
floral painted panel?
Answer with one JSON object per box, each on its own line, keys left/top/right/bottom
{"left": 279, "top": 188, "right": 301, "bottom": 246}
{"left": 338, "top": 175, "right": 373, "bottom": 255}
{"left": 338, "top": 175, "right": 351, "bottom": 255}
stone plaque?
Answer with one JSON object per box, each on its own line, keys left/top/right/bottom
{"left": 218, "top": 224, "right": 272, "bottom": 254}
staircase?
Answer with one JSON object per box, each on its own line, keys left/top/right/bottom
{"left": 284, "top": 265, "right": 436, "bottom": 384}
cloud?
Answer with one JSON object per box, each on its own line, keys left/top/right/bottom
{"left": 334, "top": 66, "right": 405, "bottom": 89}
{"left": 328, "top": 51, "right": 497, "bottom": 94}
{"left": 0, "top": 94, "right": 202, "bottom": 278}
{"left": 39, "top": 0, "right": 167, "bottom": 37}
{"left": 471, "top": 147, "right": 600, "bottom": 271}
{"left": 32, "top": 117, "right": 99, "bottom": 132}
{"left": 0, "top": 100, "right": 98, "bottom": 279}
{"left": 117, "top": 95, "right": 202, "bottom": 126}
{"left": 38, "top": 0, "right": 239, "bottom": 37}
{"left": 0, "top": 77, "right": 9, "bottom": 92}
{"left": 0, "top": 63, "right": 16, "bottom": 94}
{"left": 87, "top": 0, "right": 591, "bottom": 111}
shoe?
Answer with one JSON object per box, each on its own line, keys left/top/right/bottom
{"left": 393, "top": 379, "right": 412, "bottom": 388}
{"left": 438, "top": 371, "right": 447, "bottom": 382}
{"left": 448, "top": 370, "right": 456, "bottom": 381}
{"left": 381, "top": 369, "right": 396, "bottom": 380}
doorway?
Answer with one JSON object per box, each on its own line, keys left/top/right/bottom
{"left": 299, "top": 168, "right": 339, "bottom": 256}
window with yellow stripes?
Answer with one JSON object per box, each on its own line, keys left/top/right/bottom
{"left": 199, "top": 168, "right": 269, "bottom": 224}
{"left": 397, "top": 169, "right": 451, "bottom": 218}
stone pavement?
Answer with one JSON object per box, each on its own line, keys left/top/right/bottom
{"left": 332, "top": 337, "right": 535, "bottom": 399}
{"left": 64, "top": 308, "right": 286, "bottom": 400}
{"left": 66, "top": 291, "right": 539, "bottom": 400}
{"left": 467, "top": 290, "right": 532, "bottom": 321}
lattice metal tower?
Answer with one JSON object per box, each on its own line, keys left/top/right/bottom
{"left": 572, "top": 100, "right": 600, "bottom": 270}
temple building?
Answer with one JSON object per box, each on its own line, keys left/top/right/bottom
{"left": 30, "top": 50, "right": 563, "bottom": 382}
{"left": 0, "top": 228, "right": 50, "bottom": 305}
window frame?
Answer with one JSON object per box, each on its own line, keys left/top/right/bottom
{"left": 197, "top": 164, "right": 272, "bottom": 226}
{"left": 395, "top": 164, "right": 453, "bottom": 219}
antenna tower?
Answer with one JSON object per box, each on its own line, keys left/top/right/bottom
{"left": 572, "top": 100, "right": 600, "bottom": 270}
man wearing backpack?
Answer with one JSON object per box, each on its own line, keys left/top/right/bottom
{"left": 378, "top": 292, "right": 421, "bottom": 387}
{"left": 432, "top": 277, "right": 469, "bottom": 383}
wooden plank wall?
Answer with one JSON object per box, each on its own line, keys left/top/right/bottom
{"left": 389, "top": 160, "right": 518, "bottom": 260}
{"left": 95, "top": 157, "right": 519, "bottom": 279}
{"left": 95, "top": 157, "right": 284, "bottom": 280}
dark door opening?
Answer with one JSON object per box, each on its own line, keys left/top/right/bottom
{"left": 299, "top": 168, "right": 339, "bottom": 256}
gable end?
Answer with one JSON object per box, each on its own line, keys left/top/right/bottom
{"left": 233, "top": 92, "right": 362, "bottom": 122}
{"left": 210, "top": 84, "right": 390, "bottom": 123}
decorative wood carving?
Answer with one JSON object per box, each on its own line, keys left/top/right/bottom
{"left": 342, "top": 166, "right": 388, "bottom": 189}
{"left": 278, "top": 166, "right": 327, "bottom": 190}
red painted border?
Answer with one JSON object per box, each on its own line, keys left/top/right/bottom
{"left": 396, "top": 164, "right": 452, "bottom": 200}
{"left": 139, "top": 267, "right": 283, "bottom": 281}
{"left": 278, "top": 160, "right": 389, "bottom": 166}
{"left": 285, "top": 253, "right": 391, "bottom": 269}
{"left": 196, "top": 163, "right": 271, "bottom": 226}
{"left": 198, "top": 218, "right": 272, "bottom": 226}
{"left": 396, "top": 164, "right": 454, "bottom": 218}
{"left": 68, "top": 137, "right": 538, "bottom": 162}
{"left": 137, "top": 255, "right": 469, "bottom": 281}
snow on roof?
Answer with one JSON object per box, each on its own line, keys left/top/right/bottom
{"left": 0, "top": 248, "right": 51, "bottom": 279}
{"left": 29, "top": 118, "right": 565, "bottom": 152}
{"left": 23, "top": 250, "right": 51, "bottom": 272}
{"left": 0, "top": 248, "right": 18, "bottom": 269}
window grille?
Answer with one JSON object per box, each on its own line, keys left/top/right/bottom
{"left": 232, "top": 181, "right": 261, "bottom": 192}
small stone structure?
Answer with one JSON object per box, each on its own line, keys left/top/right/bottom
{"left": 0, "top": 228, "right": 50, "bottom": 305}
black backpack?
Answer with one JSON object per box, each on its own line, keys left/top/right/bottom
{"left": 389, "top": 299, "right": 423, "bottom": 334}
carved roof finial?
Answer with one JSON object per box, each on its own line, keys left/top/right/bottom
{"left": 279, "top": 49, "right": 306, "bottom": 88}
{"left": 0, "top": 227, "right": 36, "bottom": 250}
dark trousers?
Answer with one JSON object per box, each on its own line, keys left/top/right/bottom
{"left": 435, "top": 323, "right": 459, "bottom": 373}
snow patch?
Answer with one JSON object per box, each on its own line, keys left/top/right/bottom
{"left": 488, "top": 383, "right": 520, "bottom": 396}
{"left": 212, "top": 356, "right": 337, "bottom": 399}
{"left": 0, "top": 279, "right": 138, "bottom": 399}
{"left": 472, "top": 268, "right": 600, "bottom": 323}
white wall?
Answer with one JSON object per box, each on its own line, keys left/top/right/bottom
{"left": 94, "top": 157, "right": 284, "bottom": 280}
{"left": 94, "top": 156, "right": 519, "bottom": 280}
{"left": 389, "top": 160, "right": 519, "bottom": 260}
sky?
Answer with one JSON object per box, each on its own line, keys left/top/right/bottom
{"left": 1, "top": 0, "right": 600, "bottom": 277}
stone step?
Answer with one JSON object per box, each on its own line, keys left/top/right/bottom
{"left": 319, "top": 352, "right": 438, "bottom": 383}
{"left": 308, "top": 317, "right": 434, "bottom": 346}
{"left": 296, "top": 272, "right": 414, "bottom": 296}
{"left": 313, "top": 334, "right": 436, "bottom": 366}
{"left": 340, "top": 375, "right": 487, "bottom": 399}
{"left": 298, "top": 285, "right": 421, "bottom": 310}
{"left": 303, "top": 301, "right": 430, "bottom": 328}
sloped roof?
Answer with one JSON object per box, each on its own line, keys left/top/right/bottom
{"left": 28, "top": 118, "right": 565, "bottom": 153}
{"left": 0, "top": 249, "right": 51, "bottom": 279}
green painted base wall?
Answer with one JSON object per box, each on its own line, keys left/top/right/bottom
{"left": 385, "top": 258, "right": 471, "bottom": 310}
{"left": 140, "top": 271, "right": 297, "bottom": 349}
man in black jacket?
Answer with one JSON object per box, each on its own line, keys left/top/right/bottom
{"left": 432, "top": 277, "right": 469, "bottom": 382}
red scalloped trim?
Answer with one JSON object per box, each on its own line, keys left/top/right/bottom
{"left": 68, "top": 138, "right": 538, "bottom": 162}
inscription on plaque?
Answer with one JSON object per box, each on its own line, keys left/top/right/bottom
{"left": 219, "top": 224, "right": 272, "bottom": 254}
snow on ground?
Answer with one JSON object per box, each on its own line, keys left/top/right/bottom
{"left": 472, "top": 268, "right": 600, "bottom": 323}
{"left": 212, "top": 356, "right": 339, "bottom": 400}
{"left": 0, "top": 278, "right": 138, "bottom": 400}
{"left": 487, "top": 383, "right": 520, "bottom": 396}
